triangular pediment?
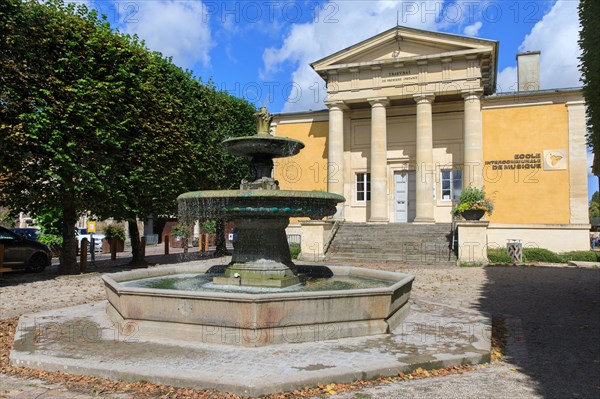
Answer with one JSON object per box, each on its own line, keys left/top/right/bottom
{"left": 341, "top": 38, "right": 470, "bottom": 64}
{"left": 311, "top": 25, "right": 497, "bottom": 71}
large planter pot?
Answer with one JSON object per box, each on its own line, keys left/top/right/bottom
{"left": 102, "top": 239, "right": 125, "bottom": 253}
{"left": 460, "top": 209, "right": 486, "bottom": 220}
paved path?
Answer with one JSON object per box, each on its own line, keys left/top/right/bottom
{"left": 1, "top": 262, "right": 599, "bottom": 398}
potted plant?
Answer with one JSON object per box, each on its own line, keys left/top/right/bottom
{"left": 103, "top": 224, "right": 126, "bottom": 253}
{"left": 452, "top": 186, "right": 494, "bottom": 220}
{"left": 171, "top": 224, "right": 191, "bottom": 252}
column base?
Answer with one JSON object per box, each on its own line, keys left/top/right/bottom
{"left": 412, "top": 217, "right": 436, "bottom": 224}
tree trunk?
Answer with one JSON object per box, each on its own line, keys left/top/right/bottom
{"left": 128, "top": 219, "right": 147, "bottom": 268}
{"left": 57, "top": 200, "right": 78, "bottom": 275}
{"left": 213, "top": 219, "right": 229, "bottom": 257}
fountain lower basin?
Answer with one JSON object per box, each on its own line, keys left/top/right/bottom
{"left": 102, "top": 264, "right": 414, "bottom": 347}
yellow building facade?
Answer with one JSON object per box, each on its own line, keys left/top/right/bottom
{"left": 273, "top": 26, "right": 589, "bottom": 252}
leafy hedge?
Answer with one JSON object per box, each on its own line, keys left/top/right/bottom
{"left": 522, "top": 248, "right": 564, "bottom": 263}
{"left": 487, "top": 248, "right": 513, "bottom": 263}
{"left": 488, "top": 247, "right": 599, "bottom": 263}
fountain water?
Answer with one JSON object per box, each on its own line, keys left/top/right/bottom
{"left": 102, "top": 108, "right": 414, "bottom": 346}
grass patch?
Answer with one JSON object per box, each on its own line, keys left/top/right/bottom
{"left": 460, "top": 261, "right": 484, "bottom": 268}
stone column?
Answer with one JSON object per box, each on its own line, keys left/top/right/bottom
{"left": 325, "top": 101, "right": 347, "bottom": 219}
{"left": 413, "top": 93, "right": 435, "bottom": 223}
{"left": 463, "top": 89, "right": 484, "bottom": 188}
{"left": 368, "top": 97, "right": 390, "bottom": 223}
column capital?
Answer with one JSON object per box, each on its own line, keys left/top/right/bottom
{"left": 461, "top": 88, "right": 484, "bottom": 101}
{"left": 324, "top": 100, "right": 348, "bottom": 110}
{"left": 367, "top": 97, "right": 390, "bottom": 107}
{"left": 413, "top": 93, "right": 435, "bottom": 104}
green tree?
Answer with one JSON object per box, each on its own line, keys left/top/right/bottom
{"left": 590, "top": 191, "right": 600, "bottom": 223}
{"left": 0, "top": 0, "right": 178, "bottom": 272}
{"left": 1, "top": 0, "right": 135, "bottom": 273}
{"left": 579, "top": 0, "right": 600, "bottom": 190}
{"left": 1, "top": 0, "right": 255, "bottom": 271}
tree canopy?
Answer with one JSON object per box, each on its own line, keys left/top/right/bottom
{"left": 0, "top": 0, "right": 254, "bottom": 272}
{"left": 579, "top": 0, "right": 600, "bottom": 179}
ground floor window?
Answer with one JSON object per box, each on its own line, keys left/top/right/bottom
{"left": 356, "top": 172, "right": 371, "bottom": 202}
{"left": 441, "top": 169, "right": 462, "bottom": 201}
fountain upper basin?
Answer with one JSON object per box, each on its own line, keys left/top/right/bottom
{"left": 177, "top": 189, "right": 345, "bottom": 219}
{"left": 102, "top": 264, "right": 414, "bottom": 347}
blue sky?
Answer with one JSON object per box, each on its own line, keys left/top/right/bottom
{"left": 86, "top": 0, "right": 594, "bottom": 197}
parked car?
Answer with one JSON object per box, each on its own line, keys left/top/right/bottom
{"left": 11, "top": 227, "right": 41, "bottom": 241}
{"left": 0, "top": 226, "right": 52, "bottom": 272}
{"left": 76, "top": 231, "right": 105, "bottom": 253}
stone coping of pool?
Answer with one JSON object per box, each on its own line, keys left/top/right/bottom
{"left": 101, "top": 265, "right": 414, "bottom": 346}
{"left": 10, "top": 300, "right": 491, "bottom": 397}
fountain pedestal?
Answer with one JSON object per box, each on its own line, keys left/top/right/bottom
{"left": 213, "top": 217, "right": 300, "bottom": 287}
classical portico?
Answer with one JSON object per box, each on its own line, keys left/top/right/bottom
{"left": 313, "top": 26, "right": 498, "bottom": 223}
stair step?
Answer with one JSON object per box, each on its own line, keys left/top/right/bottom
{"left": 324, "top": 222, "right": 457, "bottom": 266}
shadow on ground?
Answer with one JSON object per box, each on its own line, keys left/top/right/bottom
{"left": 477, "top": 265, "right": 600, "bottom": 398}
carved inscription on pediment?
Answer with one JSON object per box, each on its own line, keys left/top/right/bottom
{"left": 381, "top": 68, "right": 418, "bottom": 85}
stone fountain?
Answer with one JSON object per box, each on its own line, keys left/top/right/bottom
{"left": 101, "top": 107, "right": 415, "bottom": 346}
{"left": 178, "top": 107, "right": 343, "bottom": 288}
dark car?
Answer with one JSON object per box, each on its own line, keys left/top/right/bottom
{"left": 11, "top": 227, "right": 41, "bottom": 241}
{"left": 0, "top": 226, "right": 52, "bottom": 272}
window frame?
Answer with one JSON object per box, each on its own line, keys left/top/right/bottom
{"left": 440, "top": 169, "right": 462, "bottom": 202}
{"left": 355, "top": 172, "right": 371, "bottom": 203}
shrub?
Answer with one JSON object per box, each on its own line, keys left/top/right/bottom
{"left": 171, "top": 224, "right": 191, "bottom": 239}
{"left": 488, "top": 246, "right": 599, "bottom": 264}
{"left": 201, "top": 220, "right": 217, "bottom": 235}
{"left": 103, "top": 224, "right": 126, "bottom": 242}
{"left": 38, "top": 234, "right": 62, "bottom": 255}
{"left": 289, "top": 243, "right": 301, "bottom": 259}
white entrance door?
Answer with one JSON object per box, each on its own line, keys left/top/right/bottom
{"left": 394, "top": 171, "right": 416, "bottom": 223}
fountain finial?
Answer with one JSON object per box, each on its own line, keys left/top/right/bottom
{"left": 255, "top": 106, "right": 273, "bottom": 135}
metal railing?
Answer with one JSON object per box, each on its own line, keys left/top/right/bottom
{"left": 323, "top": 206, "right": 345, "bottom": 255}
{"left": 287, "top": 234, "right": 301, "bottom": 245}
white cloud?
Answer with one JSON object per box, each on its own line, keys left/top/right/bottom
{"left": 262, "top": 1, "right": 441, "bottom": 112}
{"left": 120, "top": 1, "right": 213, "bottom": 69}
{"left": 496, "top": 66, "right": 518, "bottom": 93}
{"left": 497, "top": 0, "right": 581, "bottom": 92}
{"left": 463, "top": 21, "right": 482, "bottom": 37}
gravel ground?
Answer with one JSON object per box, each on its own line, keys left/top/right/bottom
{"left": 1, "top": 256, "right": 599, "bottom": 398}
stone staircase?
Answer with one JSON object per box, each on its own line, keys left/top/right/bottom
{"left": 325, "top": 223, "right": 457, "bottom": 266}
